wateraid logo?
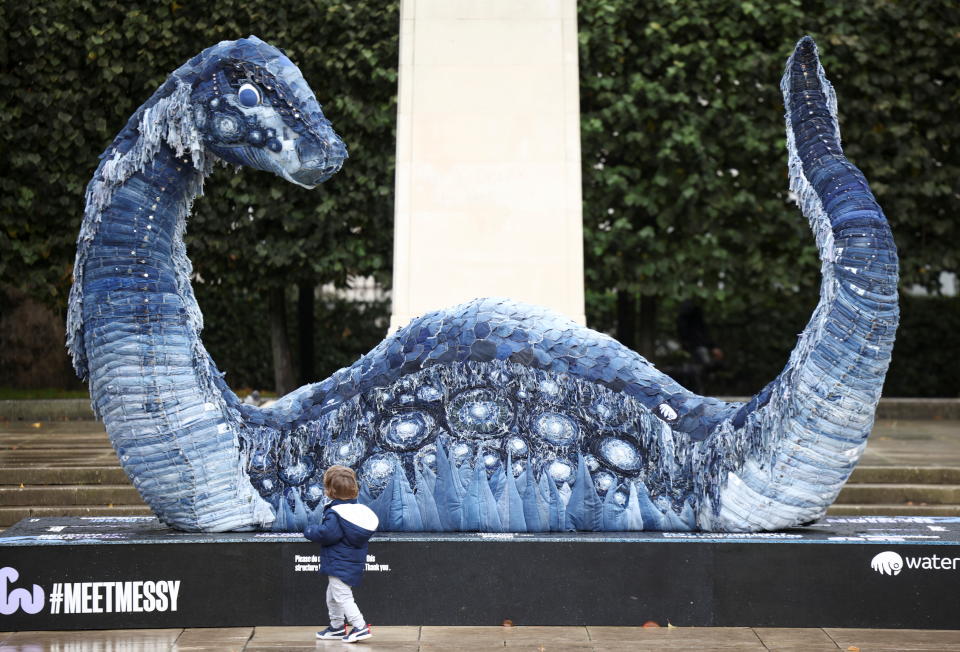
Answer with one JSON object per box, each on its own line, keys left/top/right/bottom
{"left": 0, "top": 567, "right": 45, "bottom": 615}
{"left": 870, "top": 551, "right": 904, "bottom": 576}
{"left": 870, "top": 550, "right": 960, "bottom": 576}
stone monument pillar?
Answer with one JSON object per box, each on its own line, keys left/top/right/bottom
{"left": 390, "top": 0, "right": 585, "bottom": 330}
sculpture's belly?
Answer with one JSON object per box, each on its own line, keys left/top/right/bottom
{"left": 244, "top": 359, "right": 704, "bottom": 532}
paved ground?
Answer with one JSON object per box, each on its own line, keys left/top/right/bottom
{"left": 2, "top": 625, "right": 960, "bottom": 651}
{"left": 2, "top": 418, "right": 959, "bottom": 647}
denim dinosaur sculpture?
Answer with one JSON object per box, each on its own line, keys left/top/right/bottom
{"left": 68, "top": 36, "right": 898, "bottom": 533}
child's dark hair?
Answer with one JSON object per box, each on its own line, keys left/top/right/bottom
{"left": 324, "top": 465, "right": 359, "bottom": 500}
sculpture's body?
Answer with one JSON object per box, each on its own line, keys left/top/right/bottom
{"left": 69, "top": 36, "right": 898, "bottom": 533}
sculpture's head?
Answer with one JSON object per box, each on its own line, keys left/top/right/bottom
{"left": 187, "top": 35, "right": 347, "bottom": 188}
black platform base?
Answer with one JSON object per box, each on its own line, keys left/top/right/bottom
{"left": 2, "top": 516, "right": 960, "bottom": 630}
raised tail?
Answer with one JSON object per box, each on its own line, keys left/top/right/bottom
{"left": 702, "top": 36, "right": 900, "bottom": 531}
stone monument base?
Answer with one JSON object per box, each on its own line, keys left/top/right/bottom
{"left": 1, "top": 516, "right": 957, "bottom": 630}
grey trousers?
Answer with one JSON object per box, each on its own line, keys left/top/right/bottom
{"left": 327, "top": 576, "right": 365, "bottom": 629}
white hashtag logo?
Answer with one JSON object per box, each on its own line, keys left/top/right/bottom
{"left": 48, "top": 583, "right": 63, "bottom": 614}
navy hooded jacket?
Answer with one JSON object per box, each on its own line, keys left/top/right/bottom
{"left": 304, "top": 499, "right": 379, "bottom": 587}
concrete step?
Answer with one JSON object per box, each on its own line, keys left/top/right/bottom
{"left": 836, "top": 483, "right": 960, "bottom": 505}
{"left": 0, "top": 466, "right": 129, "bottom": 485}
{"left": 0, "top": 505, "right": 154, "bottom": 527}
{"left": 1, "top": 439, "right": 112, "bottom": 448}
{"left": 0, "top": 399, "right": 94, "bottom": 421}
{"left": 827, "top": 503, "right": 960, "bottom": 516}
{"left": 0, "top": 484, "right": 144, "bottom": 506}
{"left": 0, "top": 452, "right": 123, "bottom": 466}
{"left": 876, "top": 398, "right": 960, "bottom": 421}
{"left": 848, "top": 466, "right": 960, "bottom": 484}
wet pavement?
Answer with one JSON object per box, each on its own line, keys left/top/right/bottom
{"left": 2, "top": 625, "right": 960, "bottom": 651}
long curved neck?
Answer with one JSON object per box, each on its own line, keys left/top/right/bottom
{"left": 79, "top": 142, "right": 271, "bottom": 531}
{"left": 82, "top": 144, "right": 208, "bottom": 413}
{"left": 704, "top": 39, "right": 900, "bottom": 531}
{"left": 777, "top": 42, "right": 900, "bottom": 419}
{"left": 94, "top": 144, "right": 201, "bottom": 297}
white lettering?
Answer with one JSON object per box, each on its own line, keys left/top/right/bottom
{"left": 142, "top": 581, "right": 156, "bottom": 613}
{"left": 64, "top": 583, "right": 82, "bottom": 614}
{"left": 154, "top": 581, "right": 169, "bottom": 612}
{"left": 91, "top": 582, "right": 102, "bottom": 613}
{"left": 168, "top": 580, "right": 180, "bottom": 611}
{"left": 81, "top": 582, "right": 92, "bottom": 614}
{"left": 47, "top": 579, "right": 182, "bottom": 614}
{"left": 132, "top": 581, "right": 143, "bottom": 612}
{"left": 116, "top": 582, "right": 132, "bottom": 612}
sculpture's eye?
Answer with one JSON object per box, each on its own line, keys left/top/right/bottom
{"left": 238, "top": 83, "right": 261, "bottom": 108}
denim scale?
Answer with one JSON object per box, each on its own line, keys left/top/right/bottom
{"left": 70, "top": 37, "right": 898, "bottom": 533}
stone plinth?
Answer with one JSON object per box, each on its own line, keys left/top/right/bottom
{"left": 390, "top": 0, "right": 585, "bottom": 330}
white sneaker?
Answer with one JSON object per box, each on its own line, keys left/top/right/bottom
{"left": 316, "top": 625, "right": 346, "bottom": 639}
{"left": 342, "top": 624, "right": 372, "bottom": 643}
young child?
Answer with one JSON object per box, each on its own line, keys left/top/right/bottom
{"left": 304, "top": 465, "right": 380, "bottom": 643}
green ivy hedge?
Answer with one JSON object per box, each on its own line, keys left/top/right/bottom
{"left": 577, "top": 0, "right": 960, "bottom": 397}
{"left": 1, "top": 1, "right": 398, "bottom": 298}
{"left": 0, "top": 0, "right": 399, "bottom": 386}
{"left": 2, "top": 1, "right": 957, "bottom": 395}
{"left": 194, "top": 282, "right": 390, "bottom": 391}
